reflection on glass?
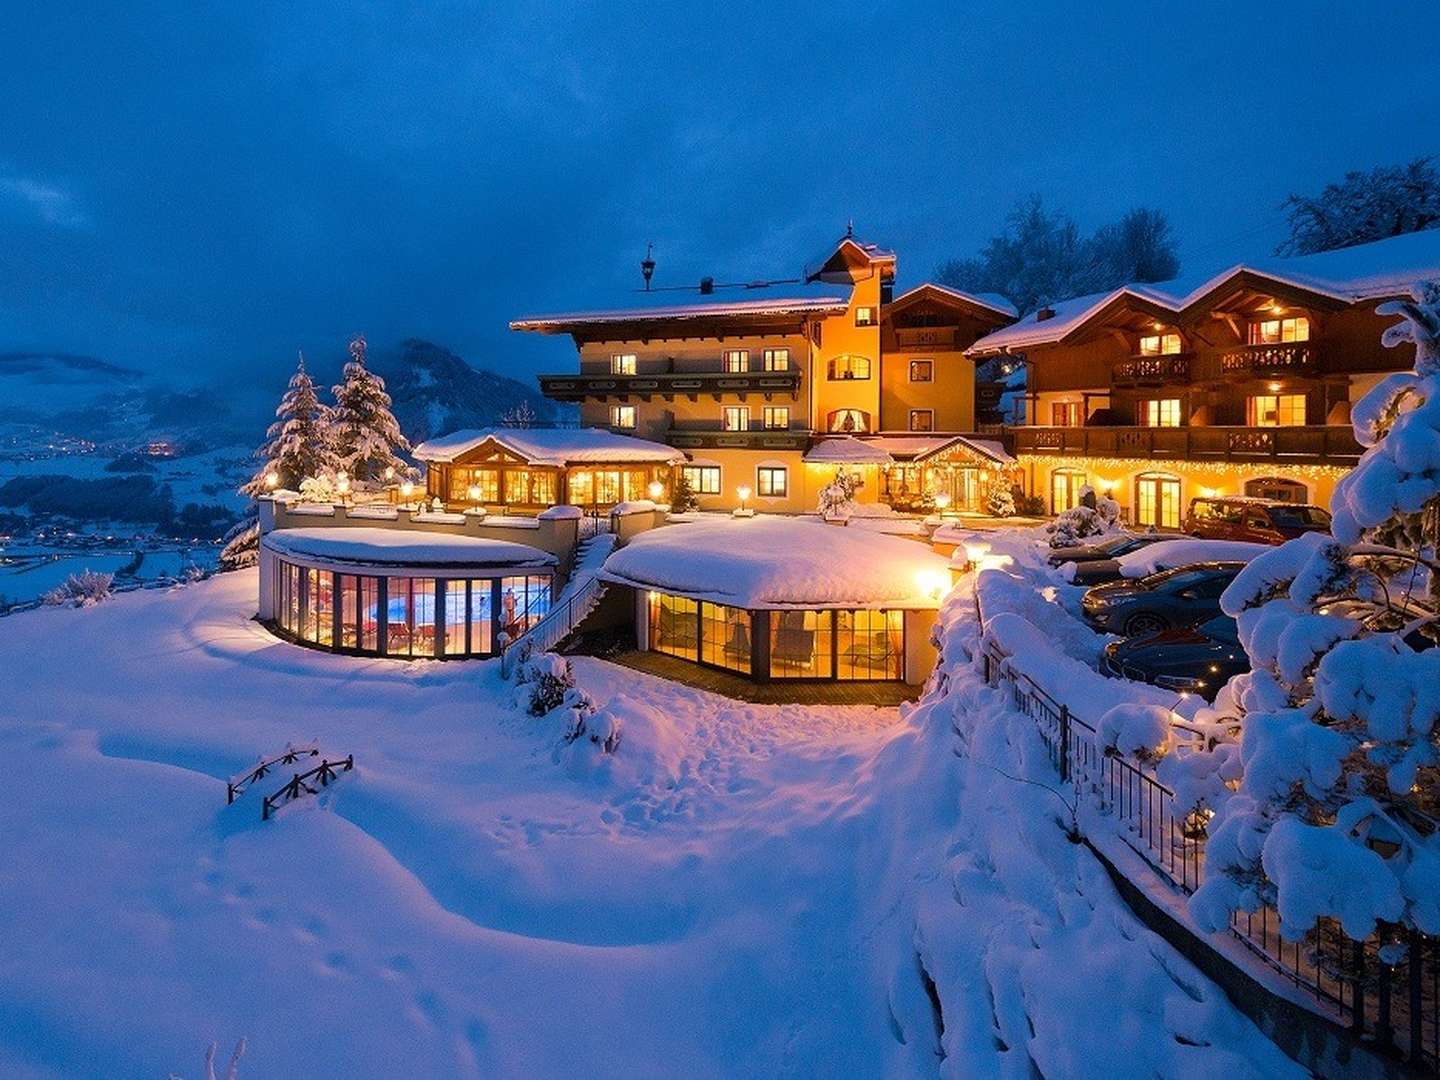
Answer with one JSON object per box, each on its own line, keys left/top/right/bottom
{"left": 340, "top": 575, "right": 358, "bottom": 648}
{"left": 700, "top": 602, "right": 751, "bottom": 674}
{"left": 470, "top": 578, "right": 492, "bottom": 655}
{"left": 649, "top": 592, "right": 698, "bottom": 661}
{"left": 770, "top": 610, "right": 833, "bottom": 678}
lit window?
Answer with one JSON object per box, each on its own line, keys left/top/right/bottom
{"left": 723, "top": 349, "right": 749, "bottom": 373}
{"left": 827, "top": 409, "right": 870, "bottom": 433}
{"left": 722, "top": 406, "right": 749, "bottom": 432}
{"left": 1050, "top": 469, "right": 1086, "bottom": 513}
{"left": 1140, "top": 399, "right": 1181, "bottom": 427}
{"left": 909, "top": 359, "right": 934, "bottom": 382}
{"left": 762, "top": 406, "right": 789, "bottom": 430}
{"left": 1249, "top": 316, "right": 1310, "bottom": 344}
{"left": 610, "top": 404, "right": 636, "bottom": 430}
{"left": 451, "top": 467, "right": 498, "bottom": 502}
{"left": 909, "top": 409, "right": 934, "bottom": 432}
{"left": 827, "top": 355, "right": 871, "bottom": 380}
{"left": 1247, "top": 393, "right": 1306, "bottom": 427}
{"left": 757, "top": 466, "right": 788, "bottom": 498}
{"left": 763, "top": 347, "right": 790, "bottom": 371}
{"left": 1135, "top": 473, "right": 1181, "bottom": 529}
{"left": 611, "top": 354, "right": 636, "bottom": 375}
{"left": 1051, "top": 401, "right": 1083, "bottom": 427}
{"left": 854, "top": 306, "right": 876, "bottom": 327}
{"left": 682, "top": 465, "right": 721, "bottom": 494}
{"left": 1139, "top": 333, "right": 1182, "bottom": 356}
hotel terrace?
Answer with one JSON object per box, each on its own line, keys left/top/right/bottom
{"left": 966, "top": 229, "right": 1440, "bottom": 527}
{"left": 512, "top": 233, "right": 1022, "bottom": 514}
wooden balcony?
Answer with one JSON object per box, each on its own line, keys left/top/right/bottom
{"left": 1111, "top": 353, "right": 1192, "bottom": 387}
{"left": 1012, "top": 424, "right": 1362, "bottom": 466}
{"left": 539, "top": 370, "right": 802, "bottom": 403}
{"left": 1218, "top": 342, "right": 1316, "bottom": 376}
{"left": 662, "top": 425, "right": 811, "bottom": 451}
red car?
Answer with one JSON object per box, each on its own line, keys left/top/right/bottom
{"left": 1184, "top": 497, "right": 1331, "bottom": 545}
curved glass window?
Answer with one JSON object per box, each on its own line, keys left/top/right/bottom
{"left": 269, "top": 556, "right": 550, "bottom": 660}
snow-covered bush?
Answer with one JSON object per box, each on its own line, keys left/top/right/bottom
{"left": 298, "top": 472, "right": 340, "bottom": 504}
{"left": 1097, "top": 703, "right": 1175, "bottom": 765}
{"left": 985, "top": 483, "right": 1015, "bottom": 518}
{"left": 564, "top": 699, "right": 622, "bottom": 754}
{"left": 1045, "top": 486, "right": 1120, "bottom": 548}
{"left": 218, "top": 516, "right": 260, "bottom": 571}
{"left": 515, "top": 652, "right": 596, "bottom": 726}
{"left": 43, "top": 569, "right": 114, "bottom": 607}
{"left": 1192, "top": 282, "right": 1440, "bottom": 943}
{"left": 817, "top": 470, "right": 860, "bottom": 519}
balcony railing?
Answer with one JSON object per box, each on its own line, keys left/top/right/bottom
{"left": 1219, "top": 342, "right": 1316, "bottom": 375}
{"left": 661, "top": 425, "right": 811, "bottom": 451}
{"left": 1012, "top": 424, "right": 1361, "bottom": 465}
{"left": 1111, "top": 353, "right": 1191, "bottom": 386}
{"left": 539, "top": 370, "right": 801, "bottom": 402}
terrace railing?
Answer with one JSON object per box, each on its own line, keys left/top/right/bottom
{"left": 975, "top": 617, "right": 1437, "bottom": 1071}
{"left": 500, "top": 574, "right": 607, "bottom": 673}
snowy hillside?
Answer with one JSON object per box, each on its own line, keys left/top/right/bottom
{"left": 0, "top": 572, "right": 1301, "bottom": 1077}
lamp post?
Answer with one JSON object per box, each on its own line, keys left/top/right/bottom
{"left": 647, "top": 480, "right": 664, "bottom": 502}
{"left": 400, "top": 480, "right": 415, "bottom": 508}
{"left": 336, "top": 471, "right": 351, "bottom": 505}
{"left": 264, "top": 471, "right": 279, "bottom": 491}
{"left": 734, "top": 485, "right": 754, "bottom": 518}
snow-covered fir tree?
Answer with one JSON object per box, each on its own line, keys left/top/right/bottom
{"left": 242, "top": 354, "right": 332, "bottom": 496}
{"left": 985, "top": 482, "right": 1015, "bottom": 518}
{"left": 669, "top": 471, "right": 698, "bottom": 513}
{"left": 1192, "top": 282, "right": 1440, "bottom": 945}
{"left": 817, "top": 470, "right": 860, "bottom": 519}
{"left": 329, "top": 334, "right": 410, "bottom": 483}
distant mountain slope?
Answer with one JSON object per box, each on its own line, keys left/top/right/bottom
{"left": 375, "top": 339, "right": 558, "bottom": 445}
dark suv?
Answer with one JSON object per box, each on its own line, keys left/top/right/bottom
{"left": 1080, "top": 562, "right": 1246, "bottom": 637}
{"left": 1184, "top": 497, "right": 1331, "bottom": 544}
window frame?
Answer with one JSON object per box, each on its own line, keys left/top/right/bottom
{"left": 610, "top": 353, "right": 637, "bottom": 375}
{"left": 762, "top": 347, "right": 790, "bottom": 371}
{"left": 762, "top": 405, "right": 789, "bottom": 430}
{"left": 908, "top": 359, "right": 934, "bottom": 383}
{"left": 1139, "top": 398, "right": 1182, "bottom": 428}
{"left": 854, "top": 306, "right": 876, "bottom": 327}
{"left": 722, "top": 405, "right": 750, "bottom": 432}
{"left": 722, "top": 349, "right": 749, "bottom": 374}
{"left": 908, "top": 409, "right": 934, "bottom": 432}
{"left": 610, "top": 404, "right": 637, "bottom": 430}
{"left": 1138, "top": 332, "right": 1182, "bottom": 356}
{"left": 756, "top": 465, "right": 788, "bottom": 498}
{"left": 827, "top": 355, "right": 872, "bottom": 381}
{"left": 1248, "top": 315, "right": 1310, "bottom": 345}
{"left": 682, "top": 464, "right": 721, "bottom": 495}
{"left": 1246, "top": 393, "right": 1307, "bottom": 427}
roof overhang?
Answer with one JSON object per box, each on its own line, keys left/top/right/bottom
{"left": 885, "top": 282, "right": 1017, "bottom": 324}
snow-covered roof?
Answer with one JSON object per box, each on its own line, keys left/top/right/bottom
{"left": 510, "top": 296, "right": 849, "bottom": 332}
{"left": 887, "top": 282, "right": 1018, "bottom": 319}
{"left": 859, "top": 434, "right": 1015, "bottom": 466}
{"left": 803, "top": 436, "right": 894, "bottom": 465}
{"left": 967, "top": 229, "right": 1440, "bottom": 356}
{"left": 412, "top": 427, "right": 685, "bottom": 466}
{"left": 261, "top": 527, "right": 556, "bottom": 570}
{"left": 601, "top": 516, "right": 949, "bottom": 608}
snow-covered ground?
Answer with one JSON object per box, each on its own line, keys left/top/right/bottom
{"left": 0, "top": 568, "right": 1299, "bottom": 1077}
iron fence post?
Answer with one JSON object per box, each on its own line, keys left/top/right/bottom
{"left": 1058, "top": 704, "right": 1071, "bottom": 784}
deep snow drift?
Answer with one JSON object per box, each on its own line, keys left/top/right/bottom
{"left": 0, "top": 570, "right": 1298, "bottom": 1077}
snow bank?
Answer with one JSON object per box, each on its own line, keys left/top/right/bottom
{"left": 1116, "top": 538, "right": 1270, "bottom": 578}
{"left": 602, "top": 515, "right": 949, "bottom": 607}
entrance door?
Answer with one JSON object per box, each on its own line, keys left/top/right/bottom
{"left": 1050, "top": 470, "right": 1086, "bottom": 514}
{"left": 1135, "top": 473, "right": 1181, "bottom": 529}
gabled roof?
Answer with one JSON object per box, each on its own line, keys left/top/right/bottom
{"left": 804, "top": 235, "right": 897, "bottom": 284}
{"left": 859, "top": 433, "right": 1015, "bottom": 466}
{"left": 885, "top": 282, "right": 1018, "bottom": 321}
{"left": 412, "top": 427, "right": 685, "bottom": 466}
{"left": 966, "top": 228, "right": 1440, "bottom": 356}
{"left": 510, "top": 295, "right": 849, "bottom": 334}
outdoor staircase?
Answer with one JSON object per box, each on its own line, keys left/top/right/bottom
{"left": 501, "top": 534, "right": 615, "bottom": 671}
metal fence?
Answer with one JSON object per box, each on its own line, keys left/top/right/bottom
{"left": 980, "top": 643, "right": 1438, "bottom": 1072}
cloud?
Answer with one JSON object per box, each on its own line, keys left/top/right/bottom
{"left": 0, "top": 175, "right": 86, "bottom": 228}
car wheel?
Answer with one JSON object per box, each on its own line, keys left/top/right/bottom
{"left": 1124, "top": 612, "right": 1167, "bottom": 636}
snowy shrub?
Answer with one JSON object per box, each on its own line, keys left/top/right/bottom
{"left": 985, "top": 483, "right": 1016, "bottom": 518}
{"left": 1193, "top": 282, "right": 1440, "bottom": 943}
{"left": 43, "top": 569, "right": 114, "bottom": 607}
{"left": 298, "top": 472, "right": 340, "bottom": 503}
{"left": 1097, "top": 703, "right": 1175, "bottom": 765}
{"left": 1045, "top": 492, "right": 1120, "bottom": 548}
{"left": 517, "top": 653, "right": 594, "bottom": 720}
{"left": 564, "top": 699, "right": 622, "bottom": 753}
{"left": 817, "top": 470, "right": 860, "bottom": 519}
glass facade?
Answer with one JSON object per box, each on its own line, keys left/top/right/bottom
{"left": 648, "top": 592, "right": 905, "bottom": 682}
{"left": 270, "top": 556, "right": 551, "bottom": 659}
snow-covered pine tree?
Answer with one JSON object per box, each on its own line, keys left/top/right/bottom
{"left": 985, "top": 482, "right": 1016, "bottom": 518}
{"left": 330, "top": 334, "right": 410, "bottom": 483}
{"left": 242, "top": 353, "right": 332, "bottom": 496}
{"left": 670, "top": 471, "right": 698, "bottom": 513}
{"left": 1192, "top": 281, "right": 1440, "bottom": 945}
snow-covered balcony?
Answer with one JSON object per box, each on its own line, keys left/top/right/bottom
{"left": 1012, "top": 423, "right": 1363, "bottom": 466}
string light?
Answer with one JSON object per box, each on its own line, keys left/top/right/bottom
{"left": 1016, "top": 452, "right": 1352, "bottom": 481}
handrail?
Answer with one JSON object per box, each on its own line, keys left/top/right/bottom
{"left": 501, "top": 574, "right": 606, "bottom": 663}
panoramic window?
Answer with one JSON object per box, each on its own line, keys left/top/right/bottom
{"left": 649, "top": 592, "right": 698, "bottom": 661}
{"left": 610, "top": 354, "right": 637, "bottom": 375}
{"left": 763, "top": 347, "right": 790, "bottom": 371}
{"left": 682, "top": 465, "right": 721, "bottom": 494}
{"left": 757, "top": 466, "right": 788, "bottom": 498}
{"left": 828, "top": 355, "right": 871, "bottom": 380}
{"left": 1248, "top": 316, "right": 1310, "bottom": 344}
{"left": 610, "top": 404, "right": 637, "bottom": 430}
{"left": 836, "top": 609, "right": 903, "bottom": 680}
{"left": 722, "top": 406, "right": 750, "bottom": 432}
{"left": 1247, "top": 393, "right": 1306, "bottom": 427}
{"left": 1138, "top": 333, "right": 1182, "bottom": 356}
{"left": 722, "top": 349, "right": 749, "bottom": 373}
{"left": 500, "top": 575, "right": 552, "bottom": 638}
{"left": 908, "top": 359, "right": 934, "bottom": 382}
{"left": 699, "top": 601, "right": 752, "bottom": 674}
{"left": 854, "top": 306, "right": 876, "bottom": 327}
{"left": 1139, "top": 399, "right": 1181, "bottom": 427}
{"left": 909, "top": 409, "right": 934, "bottom": 432}
{"left": 762, "top": 406, "right": 789, "bottom": 430}
{"left": 451, "top": 467, "right": 499, "bottom": 503}
{"left": 770, "top": 610, "right": 834, "bottom": 679}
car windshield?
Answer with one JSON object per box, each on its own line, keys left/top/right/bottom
{"left": 1198, "top": 615, "right": 1239, "bottom": 643}
{"left": 1268, "top": 505, "right": 1332, "bottom": 528}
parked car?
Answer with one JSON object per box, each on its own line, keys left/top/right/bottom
{"left": 1080, "top": 562, "right": 1246, "bottom": 636}
{"left": 1101, "top": 615, "right": 1246, "bottom": 699}
{"left": 1047, "top": 531, "right": 1170, "bottom": 568}
{"left": 1063, "top": 537, "right": 1269, "bottom": 586}
{"left": 1184, "top": 497, "right": 1332, "bottom": 544}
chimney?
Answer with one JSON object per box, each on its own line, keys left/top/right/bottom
{"left": 1035, "top": 305, "right": 1055, "bottom": 321}
{"left": 699, "top": 276, "right": 715, "bottom": 295}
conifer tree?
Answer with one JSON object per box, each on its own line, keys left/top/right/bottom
{"left": 330, "top": 334, "right": 410, "bottom": 483}
{"left": 242, "top": 353, "right": 332, "bottom": 496}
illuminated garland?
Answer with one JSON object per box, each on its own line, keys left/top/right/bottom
{"left": 1014, "top": 452, "right": 1353, "bottom": 481}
